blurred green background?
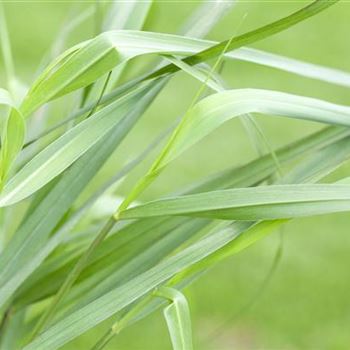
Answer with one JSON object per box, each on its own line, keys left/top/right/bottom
{"left": 2, "top": 1, "right": 350, "bottom": 349}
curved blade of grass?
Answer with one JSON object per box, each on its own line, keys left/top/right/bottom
{"left": 234, "top": 47, "right": 350, "bottom": 88}
{"left": 165, "top": 55, "right": 282, "bottom": 172}
{"left": 22, "top": 0, "right": 228, "bottom": 148}
{"left": 154, "top": 287, "right": 193, "bottom": 350}
{"left": 21, "top": 0, "right": 340, "bottom": 116}
{"left": 147, "top": 88, "right": 350, "bottom": 173}
{"left": 148, "top": 0, "right": 340, "bottom": 78}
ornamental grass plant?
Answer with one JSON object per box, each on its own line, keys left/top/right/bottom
{"left": 0, "top": 1, "right": 349, "bottom": 349}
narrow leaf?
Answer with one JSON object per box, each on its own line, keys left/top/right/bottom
{"left": 119, "top": 184, "right": 350, "bottom": 221}
{"left": 154, "top": 287, "right": 193, "bottom": 350}
{"left": 21, "top": 0, "right": 340, "bottom": 116}
{"left": 151, "top": 89, "right": 350, "bottom": 172}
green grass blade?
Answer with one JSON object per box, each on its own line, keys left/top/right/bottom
{"left": 165, "top": 55, "right": 282, "bottom": 173}
{"left": 141, "top": 89, "right": 350, "bottom": 176}
{"left": 21, "top": 1, "right": 339, "bottom": 116}
{"left": 119, "top": 184, "right": 350, "bottom": 221}
{"left": 0, "top": 88, "right": 25, "bottom": 188}
{"left": 154, "top": 287, "right": 193, "bottom": 350}
{"left": 149, "top": 0, "right": 339, "bottom": 78}
{"left": 60, "top": 132, "right": 350, "bottom": 341}
{"left": 234, "top": 47, "right": 350, "bottom": 88}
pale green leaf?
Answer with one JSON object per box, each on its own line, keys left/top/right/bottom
{"left": 154, "top": 287, "right": 193, "bottom": 350}
{"left": 119, "top": 184, "right": 350, "bottom": 221}
{"left": 0, "top": 88, "right": 25, "bottom": 187}
{"left": 21, "top": 0, "right": 341, "bottom": 116}
{"left": 149, "top": 89, "right": 350, "bottom": 173}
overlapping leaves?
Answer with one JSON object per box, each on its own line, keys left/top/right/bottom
{"left": 1, "top": 1, "right": 349, "bottom": 350}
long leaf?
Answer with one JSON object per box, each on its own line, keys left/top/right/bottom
{"left": 20, "top": 0, "right": 340, "bottom": 116}
{"left": 119, "top": 184, "right": 350, "bottom": 221}
{"left": 144, "top": 89, "right": 350, "bottom": 174}
{"left": 154, "top": 287, "right": 193, "bottom": 350}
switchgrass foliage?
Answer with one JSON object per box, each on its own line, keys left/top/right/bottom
{"left": 0, "top": 1, "right": 348, "bottom": 349}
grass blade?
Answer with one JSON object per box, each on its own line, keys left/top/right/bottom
{"left": 142, "top": 88, "right": 350, "bottom": 174}
{"left": 119, "top": 184, "right": 350, "bottom": 221}
{"left": 154, "top": 287, "right": 193, "bottom": 350}
{"left": 0, "top": 88, "right": 25, "bottom": 188}
{"left": 21, "top": 1, "right": 339, "bottom": 116}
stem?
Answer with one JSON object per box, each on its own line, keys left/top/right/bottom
{"left": 90, "top": 295, "right": 153, "bottom": 350}
{"left": 90, "top": 328, "right": 115, "bottom": 350}
{"left": 29, "top": 216, "right": 116, "bottom": 341}
{"left": 84, "top": 71, "right": 112, "bottom": 119}
{"left": 0, "top": 307, "right": 12, "bottom": 344}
